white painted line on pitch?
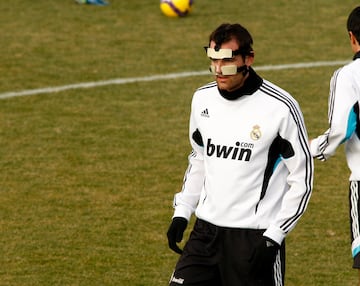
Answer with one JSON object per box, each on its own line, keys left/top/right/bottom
{"left": 0, "top": 60, "right": 349, "bottom": 100}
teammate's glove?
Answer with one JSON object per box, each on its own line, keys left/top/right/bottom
{"left": 166, "top": 217, "right": 188, "bottom": 254}
{"left": 250, "top": 237, "right": 279, "bottom": 275}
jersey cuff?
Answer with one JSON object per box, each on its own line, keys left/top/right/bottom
{"left": 173, "top": 205, "right": 193, "bottom": 221}
{"left": 310, "top": 136, "right": 327, "bottom": 161}
{"left": 263, "top": 225, "right": 286, "bottom": 245}
{"left": 309, "top": 138, "right": 320, "bottom": 157}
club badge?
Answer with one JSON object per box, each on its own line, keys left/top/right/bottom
{"left": 250, "top": 125, "right": 261, "bottom": 140}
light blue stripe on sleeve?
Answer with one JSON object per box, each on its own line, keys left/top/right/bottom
{"left": 341, "top": 107, "right": 357, "bottom": 144}
{"left": 353, "top": 245, "right": 360, "bottom": 257}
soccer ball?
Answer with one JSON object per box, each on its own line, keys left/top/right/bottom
{"left": 160, "top": 0, "right": 193, "bottom": 17}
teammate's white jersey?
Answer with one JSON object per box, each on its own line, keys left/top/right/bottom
{"left": 310, "top": 56, "right": 360, "bottom": 181}
{"left": 173, "top": 70, "right": 313, "bottom": 245}
{"left": 310, "top": 53, "right": 360, "bottom": 259}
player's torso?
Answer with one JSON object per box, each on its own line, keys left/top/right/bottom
{"left": 192, "top": 83, "right": 292, "bottom": 226}
{"left": 192, "top": 84, "right": 288, "bottom": 168}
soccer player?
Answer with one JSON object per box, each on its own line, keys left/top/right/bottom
{"left": 166, "top": 23, "right": 314, "bottom": 286}
{"left": 309, "top": 6, "right": 360, "bottom": 285}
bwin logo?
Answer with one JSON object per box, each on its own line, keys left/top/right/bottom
{"left": 206, "top": 138, "right": 253, "bottom": 161}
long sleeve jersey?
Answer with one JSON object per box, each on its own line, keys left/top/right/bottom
{"left": 310, "top": 53, "right": 360, "bottom": 181}
{"left": 172, "top": 68, "right": 313, "bottom": 245}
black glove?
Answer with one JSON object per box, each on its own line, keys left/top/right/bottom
{"left": 250, "top": 237, "right": 280, "bottom": 276}
{"left": 166, "top": 217, "right": 188, "bottom": 254}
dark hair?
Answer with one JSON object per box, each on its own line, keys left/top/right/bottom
{"left": 208, "top": 23, "right": 254, "bottom": 57}
{"left": 347, "top": 6, "right": 360, "bottom": 42}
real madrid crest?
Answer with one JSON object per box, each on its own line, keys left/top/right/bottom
{"left": 250, "top": 125, "right": 261, "bottom": 140}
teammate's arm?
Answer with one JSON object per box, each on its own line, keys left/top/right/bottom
{"left": 310, "top": 68, "right": 358, "bottom": 160}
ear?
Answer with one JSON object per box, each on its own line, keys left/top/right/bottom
{"left": 245, "top": 52, "right": 255, "bottom": 66}
{"left": 349, "top": 31, "right": 358, "bottom": 45}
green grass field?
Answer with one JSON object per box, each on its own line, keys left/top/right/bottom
{"left": 0, "top": 0, "right": 359, "bottom": 285}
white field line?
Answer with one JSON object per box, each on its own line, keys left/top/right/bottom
{"left": 0, "top": 60, "right": 349, "bottom": 100}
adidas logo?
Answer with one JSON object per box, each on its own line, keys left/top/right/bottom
{"left": 201, "top": 108, "right": 210, "bottom": 117}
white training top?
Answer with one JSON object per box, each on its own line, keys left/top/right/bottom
{"left": 310, "top": 56, "right": 360, "bottom": 181}
{"left": 172, "top": 72, "right": 313, "bottom": 245}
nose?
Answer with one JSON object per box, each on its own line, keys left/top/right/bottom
{"left": 214, "top": 62, "right": 222, "bottom": 74}
{"left": 211, "top": 60, "right": 222, "bottom": 74}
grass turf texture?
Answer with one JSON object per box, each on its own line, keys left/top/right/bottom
{"left": 0, "top": 0, "right": 359, "bottom": 285}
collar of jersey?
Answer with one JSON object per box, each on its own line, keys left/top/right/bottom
{"left": 353, "top": 51, "right": 360, "bottom": 60}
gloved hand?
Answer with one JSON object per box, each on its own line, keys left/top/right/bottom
{"left": 250, "top": 237, "right": 280, "bottom": 275}
{"left": 166, "top": 217, "right": 188, "bottom": 254}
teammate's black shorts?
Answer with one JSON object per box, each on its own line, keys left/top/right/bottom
{"left": 169, "top": 219, "right": 285, "bottom": 286}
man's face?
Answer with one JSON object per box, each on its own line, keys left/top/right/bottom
{"left": 209, "top": 39, "right": 253, "bottom": 92}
